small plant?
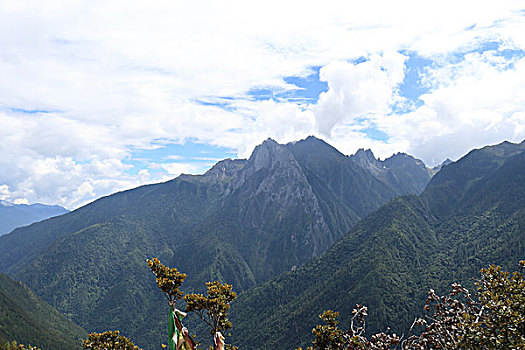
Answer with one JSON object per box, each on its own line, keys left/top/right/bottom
{"left": 0, "top": 341, "right": 41, "bottom": 350}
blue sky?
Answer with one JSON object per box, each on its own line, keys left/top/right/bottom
{"left": 119, "top": 42, "right": 525, "bottom": 180}
{"left": 1, "top": 0, "right": 525, "bottom": 208}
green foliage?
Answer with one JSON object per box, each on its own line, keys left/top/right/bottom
{"left": 299, "top": 306, "right": 401, "bottom": 350}
{"left": 147, "top": 257, "right": 187, "bottom": 304}
{"left": 185, "top": 281, "right": 237, "bottom": 336}
{"left": 144, "top": 258, "right": 238, "bottom": 349}
{"left": 83, "top": 331, "right": 143, "bottom": 350}
{"left": 0, "top": 341, "right": 41, "bottom": 350}
{"left": 0, "top": 274, "right": 85, "bottom": 350}
{"left": 307, "top": 310, "right": 345, "bottom": 350}
{"left": 301, "top": 262, "right": 525, "bottom": 349}
{"left": 459, "top": 261, "right": 525, "bottom": 349}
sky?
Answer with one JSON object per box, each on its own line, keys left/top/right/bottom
{"left": 1, "top": 0, "right": 525, "bottom": 209}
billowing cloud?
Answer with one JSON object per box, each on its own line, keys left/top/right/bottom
{"left": 1, "top": 0, "right": 524, "bottom": 207}
{"left": 0, "top": 185, "right": 9, "bottom": 201}
{"left": 313, "top": 52, "right": 407, "bottom": 135}
{"left": 379, "top": 51, "right": 525, "bottom": 165}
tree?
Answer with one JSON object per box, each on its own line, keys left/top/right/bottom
{"left": 146, "top": 257, "right": 187, "bottom": 305}
{"left": 83, "top": 258, "right": 237, "bottom": 350}
{"left": 184, "top": 281, "right": 237, "bottom": 346}
{"left": 459, "top": 261, "right": 525, "bottom": 349}
{"left": 301, "top": 261, "right": 525, "bottom": 349}
{"left": 146, "top": 258, "right": 237, "bottom": 350}
{"left": 83, "top": 331, "right": 142, "bottom": 350}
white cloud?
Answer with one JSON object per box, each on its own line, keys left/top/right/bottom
{"left": 378, "top": 52, "right": 525, "bottom": 165}
{"left": 1, "top": 0, "right": 525, "bottom": 207}
{"left": 164, "top": 155, "right": 184, "bottom": 161}
{"left": 313, "top": 52, "right": 407, "bottom": 135}
{"left": 138, "top": 169, "right": 150, "bottom": 184}
{"left": 0, "top": 185, "right": 9, "bottom": 201}
{"left": 160, "top": 163, "right": 211, "bottom": 178}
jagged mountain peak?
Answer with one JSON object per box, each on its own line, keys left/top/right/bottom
{"left": 384, "top": 152, "right": 426, "bottom": 167}
{"left": 248, "top": 138, "right": 293, "bottom": 172}
{"left": 353, "top": 148, "right": 378, "bottom": 164}
{"left": 355, "top": 147, "right": 375, "bottom": 157}
{"left": 387, "top": 151, "right": 409, "bottom": 158}
{"left": 350, "top": 148, "right": 384, "bottom": 177}
{"left": 286, "top": 136, "right": 346, "bottom": 162}
{"left": 259, "top": 137, "right": 279, "bottom": 148}
{"left": 431, "top": 158, "right": 453, "bottom": 173}
{"left": 301, "top": 135, "right": 332, "bottom": 146}
{"left": 201, "top": 158, "right": 247, "bottom": 182}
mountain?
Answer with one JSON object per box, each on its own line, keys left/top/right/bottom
{"left": 0, "top": 201, "right": 68, "bottom": 236}
{"left": 0, "top": 136, "right": 432, "bottom": 350}
{"left": 350, "top": 148, "right": 432, "bottom": 194}
{"left": 229, "top": 139, "right": 525, "bottom": 349}
{"left": 0, "top": 274, "right": 86, "bottom": 350}
{"left": 431, "top": 158, "right": 452, "bottom": 174}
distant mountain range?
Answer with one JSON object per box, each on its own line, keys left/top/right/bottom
{"left": 229, "top": 139, "right": 525, "bottom": 349}
{"left": 0, "top": 201, "right": 68, "bottom": 236}
{"left": 0, "top": 136, "right": 433, "bottom": 349}
{"left": 0, "top": 273, "right": 85, "bottom": 349}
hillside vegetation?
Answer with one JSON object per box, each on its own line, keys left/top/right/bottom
{"left": 0, "top": 274, "right": 85, "bottom": 350}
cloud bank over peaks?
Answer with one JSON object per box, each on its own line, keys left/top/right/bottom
{"left": 313, "top": 52, "right": 408, "bottom": 135}
{"left": 380, "top": 49, "right": 525, "bottom": 165}
{"left": 1, "top": 0, "right": 524, "bottom": 208}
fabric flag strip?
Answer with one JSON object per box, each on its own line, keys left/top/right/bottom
{"left": 169, "top": 304, "right": 192, "bottom": 350}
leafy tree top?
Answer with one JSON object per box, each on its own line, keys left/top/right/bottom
{"left": 185, "top": 281, "right": 237, "bottom": 336}
{"left": 147, "top": 257, "right": 187, "bottom": 304}
{"left": 83, "top": 331, "right": 142, "bottom": 350}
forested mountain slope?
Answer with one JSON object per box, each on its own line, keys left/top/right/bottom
{"left": 0, "top": 136, "right": 431, "bottom": 350}
{"left": 0, "top": 274, "right": 86, "bottom": 350}
{"left": 229, "top": 139, "right": 525, "bottom": 350}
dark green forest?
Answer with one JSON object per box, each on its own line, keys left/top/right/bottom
{"left": 0, "top": 274, "right": 85, "bottom": 350}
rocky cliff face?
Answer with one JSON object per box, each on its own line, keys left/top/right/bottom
{"left": 352, "top": 148, "right": 384, "bottom": 175}
{"left": 200, "top": 158, "right": 247, "bottom": 183}
{"left": 349, "top": 148, "right": 433, "bottom": 195}
{"left": 222, "top": 139, "right": 332, "bottom": 280}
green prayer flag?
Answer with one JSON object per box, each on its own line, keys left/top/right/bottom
{"left": 169, "top": 305, "right": 192, "bottom": 350}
